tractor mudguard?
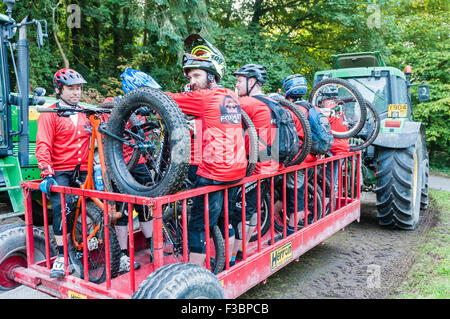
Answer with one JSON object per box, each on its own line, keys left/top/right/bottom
{"left": 372, "top": 121, "right": 425, "bottom": 149}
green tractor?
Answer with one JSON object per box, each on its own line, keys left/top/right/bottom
{"left": 0, "top": 1, "right": 94, "bottom": 224}
{"left": 313, "top": 51, "right": 430, "bottom": 230}
{"left": 0, "top": 0, "right": 49, "bottom": 222}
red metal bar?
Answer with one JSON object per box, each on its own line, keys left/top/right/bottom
{"left": 322, "top": 163, "right": 326, "bottom": 218}
{"left": 282, "top": 173, "right": 286, "bottom": 238}
{"left": 294, "top": 171, "right": 298, "bottom": 232}
{"left": 81, "top": 196, "right": 89, "bottom": 282}
{"left": 330, "top": 160, "right": 334, "bottom": 214}
{"left": 314, "top": 165, "right": 317, "bottom": 222}
{"left": 357, "top": 153, "right": 361, "bottom": 200}
{"left": 224, "top": 188, "right": 229, "bottom": 270}
{"left": 270, "top": 176, "right": 274, "bottom": 245}
{"left": 128, "top": 202, "right": 135, "bottom": 293}
{"left": 103, "top": 199, "right": 111, "bottom": 290}
{"left": 345, "top": 157, "right": 348, "bottom": 206}
{"left": 60, "top": 193, "right": 69, "bottom": 276}
{"left": 153, "top": 202, "right": 163, "bottom": 270}
{"left": 241, "top": 184, "right": 246, "bottom": 260}
{"left": 351, "top": 155, "right": 355, "bottom": 201}
{"left": 42, "top": 194, "right": 50, "bottom": 269}
{"left": 204, "top": 194, "right": 210, "bottom": 270}
{"left": 304, "top": 167, "right": 308, "bottom": 228}
{"left": 23, "top": 187, "right": 35, "bottom": 266}
{"left": 337, "top": 160, "right": 342, "bottom": 210}
{"left": 182, "top": 199, "right": 188, "bottom": 263}
{"left": 256, "top": 179, "right": 261, "bottom": 252}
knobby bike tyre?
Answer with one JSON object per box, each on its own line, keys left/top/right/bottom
{"left": 349, "top": 100, "right": 380, "bottom": 152}
{"left": 309, "top": 78, "right": 367, "bottom": 139}
{"left": 161, "top": 203, "right": 225, "bottom": 274}
{"left": 68, "top": 201, "right": 121, "bottom": 283}
{"left": 273, "top": 181, "right": 324, "bottom": 232}
{"left": 104, "top": 87, "right": 191, "bottom": 197}
{"left": 270, "top": 96, "right": 312, "bottom": 166}
{"left": 241, "top": 109, "right": 259, "bottom": 176}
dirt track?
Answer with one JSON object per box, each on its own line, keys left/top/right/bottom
{"left": 240, "top": 192, "right": 439, "bottom": 299}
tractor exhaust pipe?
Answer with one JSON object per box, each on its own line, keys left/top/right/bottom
{"left": 17, "top": 16, "right": 30, "bottom": 167}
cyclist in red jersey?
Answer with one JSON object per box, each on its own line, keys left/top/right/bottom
{"left": 230, "top": 63, "right": 278, "bottom": 263}
{"left": 36, "top": 68, "right": 88, "bottom": 278}
{"left": 165, "top": 34, "right": 246, "bottom": 267}
{"left": 281, "top": 74, "right": 323, "bottom": 234}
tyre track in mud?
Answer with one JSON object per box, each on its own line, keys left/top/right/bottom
{"left": 240, "top": 192, "right": 439, "bottom": 299}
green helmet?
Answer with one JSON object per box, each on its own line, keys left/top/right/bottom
{"left": 182, "top": 34, "right": 226, "bottom": 82}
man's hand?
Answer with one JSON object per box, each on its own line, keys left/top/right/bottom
{"left": 40, "top": 175, "right": 58, "bottom": 195}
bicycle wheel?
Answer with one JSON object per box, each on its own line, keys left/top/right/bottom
{"left": 270, "top": 96, "right": 312, "bottom": 166}
{"left": 309, "top": 78, "right": 367, "bottom": 139}
{"left": 232, "top": 182, "right": 271, "bottom": 242}
{"left": 273, "top": 182, "right": 324, "bottom": 232}
{"left": 241, "top": 109, "right": 259, "bottom": 176}
{"left": 68, "top": 201, "right": 121, "bottom": 283}
{"left": 161, "top": 203, "right": 225, "bottom": 274}
{"left": 104, "top": 87, "right": 191, "bottom": 197}
{"left": 349, "top": 100, "right": 380, "bottom": 152}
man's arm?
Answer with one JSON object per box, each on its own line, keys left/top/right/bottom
{"left": 36, "top": 113, "right": 56, "bottom": 178}
{"left": 165, "top": 90, "right": 206, "bottom": 116}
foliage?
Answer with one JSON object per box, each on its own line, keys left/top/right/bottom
{"left": 0, "top": 0, "right": 447, "bottom": 161}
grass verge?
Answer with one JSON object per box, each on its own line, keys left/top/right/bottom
{"left": 392, "top": 189, "right": 450, "bottom": 299}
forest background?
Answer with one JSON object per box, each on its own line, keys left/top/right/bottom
{"left": 2, "top": 0, "right": 449, "bottom": 168}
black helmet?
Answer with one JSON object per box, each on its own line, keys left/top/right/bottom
{"left": 183, "top": 34, "right": 226, "bottom": 82}
{"left": 233, "top": 64, "right": 267, "bottom": 85}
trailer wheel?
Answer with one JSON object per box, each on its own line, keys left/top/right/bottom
{"left": 375, "top": 135, "right": 423, "bottom": 230}
{"left": 132, "top": 262, "right": 225, "bottom": 299}
{"left": 0, "top": 223, "right": 57, "bottom": 291}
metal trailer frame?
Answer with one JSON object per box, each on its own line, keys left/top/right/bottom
{"left": 11, "top": 152, "right": 361, "bottom": 299}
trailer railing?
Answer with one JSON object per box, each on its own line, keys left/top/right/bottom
{"left": 15, "top": 151, "right": 361, "bottom": 299}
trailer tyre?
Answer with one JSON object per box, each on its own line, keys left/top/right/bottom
{"left": 0, "top": 223, "right": 57, "bottom": 290}
{"left": 375, "top": 135, "right": 423, "bottom": 230}
{"left": 132, "top": 262, "right": 225, "bottom": 299}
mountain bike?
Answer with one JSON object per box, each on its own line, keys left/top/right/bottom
{"left": 36, "top": 104, "right": 121, "bottom": 283}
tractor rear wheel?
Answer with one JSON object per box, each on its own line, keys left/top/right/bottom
{"left": 375, "top": 135, "right": 423, "bottom": 230}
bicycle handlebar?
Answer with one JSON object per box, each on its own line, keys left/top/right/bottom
{"left": 36, "top": 105, "right": 112, "bottom": 114}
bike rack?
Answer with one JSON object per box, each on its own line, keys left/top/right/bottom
{"left": 13, "top": 152, "right": 361, "bottom": 299}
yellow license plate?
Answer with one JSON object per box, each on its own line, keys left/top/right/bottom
{"left": 388, "top": 104, "right": 407, "bottom": 118}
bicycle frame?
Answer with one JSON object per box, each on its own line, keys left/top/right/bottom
{"left": 70, "top": 112, "right": 111, "bottom": 250}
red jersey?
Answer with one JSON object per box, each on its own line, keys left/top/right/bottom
{"left": 239, "top": 95, "right": 279, "bottom": 175}
{"left": 166, "top": 87, "right": 247, "bottom": 182}
{"left": 328, "top": 116, "right": 350, "bottom": 155}
{"left": 36, "top": 103, "right": 92, "bottom": 177}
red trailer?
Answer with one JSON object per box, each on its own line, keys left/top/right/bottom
{"left": 2, "top": 152, "right": 360, "bottom": 299}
